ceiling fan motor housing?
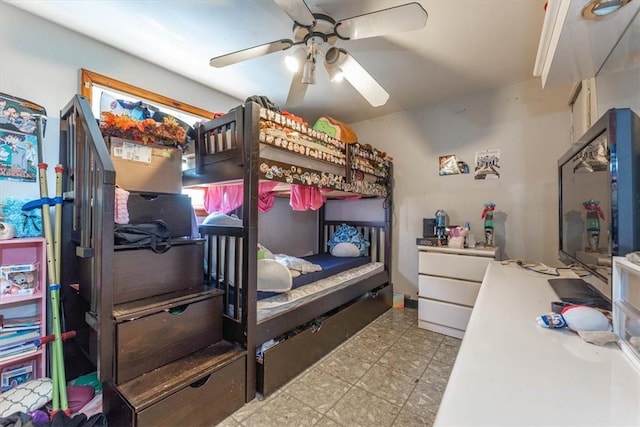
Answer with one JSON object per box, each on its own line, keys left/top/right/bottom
{"left": 293, "top": 13, "right": 338, "bottom": 49}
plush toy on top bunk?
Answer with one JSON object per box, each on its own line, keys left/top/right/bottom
{"left": 312, "top": 117, "right": 357, "bottom": 144}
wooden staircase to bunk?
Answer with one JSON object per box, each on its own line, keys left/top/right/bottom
{"left": 58, "top": 95, "right": 246, "bottom": 426}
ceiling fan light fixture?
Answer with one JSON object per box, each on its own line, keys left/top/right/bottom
{"left": 582, "top": 0, "right": 632, "bottom": 19}
{"left": 301, "top": 58, "right": 316, "bottom": 84}
{"left": 323, "top": 56, "right": 344, "bottom": 82}
{"left": 325, "top": 47, "right": 389, "bottom": 107}
{"left": 284, "top": 55, "right": 300, "bottom": 72}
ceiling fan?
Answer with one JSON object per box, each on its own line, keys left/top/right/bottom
{"left": 209, "top": 0, "right": 428, "bottom": 108}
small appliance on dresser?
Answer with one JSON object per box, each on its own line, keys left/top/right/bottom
{"left": 417, "top": 245, "right": 498, "bottom": 338}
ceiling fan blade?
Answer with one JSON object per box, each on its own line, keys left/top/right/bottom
{"left": 286, "top": 48, "right": 309, "bottom": 107}
{"left": 210, "top": 39, "right": 294, "bottom": 68}
{"left": 326, "top": 48, "right": 389, "bottom": 107}
{"left": 334, "top": 2, "right": 428, "bottom": 40}
{"left": 286, "top": 74, "right": 308, "bottom": 107}
{"left": 274, "top": 0, "right": 315, "bottom": 27}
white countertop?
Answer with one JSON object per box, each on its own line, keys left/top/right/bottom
{"left": 416, "top": 245, "right": 498, "bottom": 258}
{"left": 435, "top": 262, "right": 640, "bottom": 427}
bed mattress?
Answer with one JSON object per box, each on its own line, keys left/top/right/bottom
{"left": 256, "top": 261, "right": 384, "bottom": 323}
{"left": 257, "top": 253, "right": 371, "bottom": 300}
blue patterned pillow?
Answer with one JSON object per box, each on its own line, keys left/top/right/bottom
{"left": 328, "top": 224, "right": 369, "bottom": 257}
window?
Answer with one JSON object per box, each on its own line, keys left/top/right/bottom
{"left": 80, "top": 69, "right": 213, "bottom": 216}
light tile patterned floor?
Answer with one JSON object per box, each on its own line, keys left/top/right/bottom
{"left": 220, "top": 307, "right": 460, "bottom": 427}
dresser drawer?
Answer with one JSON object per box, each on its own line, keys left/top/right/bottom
{"left": 116, "top": 295, "right": 222, "bottom": 384}
{"left": 419, "top": 275, "right": 480, "bottom": 307}
{"left": 418, "top": 299, "right": 473, "bottom": 331}
{"left": 418, "top": 251, "right": 491, "bottom": 282}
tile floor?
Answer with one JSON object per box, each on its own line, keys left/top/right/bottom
{"left": 219, "top": 307, "right": 461, "bottom": 427}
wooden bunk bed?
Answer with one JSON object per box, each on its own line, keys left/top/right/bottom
{"left": 183, "top": 101, "right": 394, "bottom": 399}
{"left": 57, "top": 95, "right": 393, "bottom": 425}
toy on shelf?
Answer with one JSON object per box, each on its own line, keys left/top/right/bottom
{"left": 447, "top": 226, "right": 468, "bottom": 249}
{"left": 481, "top": 202, "right": 496, "bottom": 246}
{"left": 435, "top": 209, "right": 448, "bottom": 245}
{"left": 0, "top": 262, "right": 39, "bottom": 297}
{"left": 583, "top": 199, "right": 604, "bottom": 252}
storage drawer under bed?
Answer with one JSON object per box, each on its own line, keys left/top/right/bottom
{"left": 257, "top": 283, "right": 392, "bottom": 396}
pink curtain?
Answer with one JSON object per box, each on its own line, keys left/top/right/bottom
{"left": 204, "top": 183, "right": 243, "bottom": 214}
{"left": 204, "top": 181, "right": 280, "bottom": 214}
{"left": 258, "top": 181, "right": 279, "bottom": 212}
{"left": 290, "top": 185, "right": 325, "bottom": 211}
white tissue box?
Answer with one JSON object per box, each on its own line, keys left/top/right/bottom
{"left": 612, "top": 256, "right": 640, "bottom": 372}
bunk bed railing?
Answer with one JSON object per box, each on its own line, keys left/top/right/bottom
{"left": 59, "top": 94, "right": 115, "bottom": 383}
{"left": 195, "top": 106, "right": 244, "bottom": 173}
{"left": 199, "top": 224, "right": 245, "bottom": 335}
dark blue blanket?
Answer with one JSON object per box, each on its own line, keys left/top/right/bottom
{"left": 257, "top": 253, "right": 371, "bottom": 300}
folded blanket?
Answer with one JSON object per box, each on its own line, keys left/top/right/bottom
{"left": 274, "top": 254, "right": 322, "bottom": 274}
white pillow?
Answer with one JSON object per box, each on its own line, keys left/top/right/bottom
{"left": 0, "top": 378, "right": 52, "bottom": 417}
{"left": 330, "top": 242, "right": 360, "bottom": 257}
{"left": 257, "top": 259, "right": 292, "bottom": 292}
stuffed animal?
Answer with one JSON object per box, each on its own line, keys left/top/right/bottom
{"left": 1, "top": 198, "right": 42, "bottom": 238}
{"left": 447, "top": 227, "right": 468, "bottom": 249}
{"left": 313, "top": 117, "right": 357, "bottom": 143}
{"left": 0, "top": 221, "right": 15, "bottom": 240}
{"left": 328, "top": 223, "right": 369, "bottom": 257}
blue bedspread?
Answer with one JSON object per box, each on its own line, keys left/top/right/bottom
{"left": 257, "top": 253, "right": 371, "bottom": 300}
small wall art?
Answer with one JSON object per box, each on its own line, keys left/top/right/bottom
{"left": 0, "top": 93, "right": 46, "bottom": 183}
{"left": 474, "top": 149, "right": 501, "bottom": 180}
{"left": 439, "top": 154, "right": 469, "bottom": 176}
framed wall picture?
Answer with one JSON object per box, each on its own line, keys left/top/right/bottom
{"left": 439, "top": 154, "right": 469, "bottom": 175}
{"left": 474, "top": 149, "right": 501, "bottom": 180}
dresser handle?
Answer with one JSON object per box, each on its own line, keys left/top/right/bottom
{"left": 190, "top": 374, "right": 211, "bottom": 388}
{"left": 167, "top": 304, "right": 188, "bottom": 315}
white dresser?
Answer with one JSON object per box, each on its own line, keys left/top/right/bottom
{"left": 417, "top": 245, "right": 498, "bottom": 338}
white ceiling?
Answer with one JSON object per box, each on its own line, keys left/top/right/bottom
{"left": 7, "top": 0, "right": 548, "bottom": 123}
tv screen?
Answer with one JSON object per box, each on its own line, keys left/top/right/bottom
{"left": 558, "top": 108, "right": 640, "bottom": 301}
{"left": 559, "top": 131, "right": 611, "bottom": 287}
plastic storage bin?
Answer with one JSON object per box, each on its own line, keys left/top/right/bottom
{"left": 612, "top": 256, "right": 640, "bottom": 372}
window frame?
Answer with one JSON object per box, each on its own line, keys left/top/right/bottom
{"left": 80, "top": 68, "right": 212, "bottom": 216}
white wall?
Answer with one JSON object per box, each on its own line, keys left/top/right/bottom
{"left": 594, "top": 10, "right": 640, "bottom": 115}
{"left": 351, "top": 79, "right": 571, "bottom": 299}
{"left": 0, "top": 2, "right": 240, "bottom": 201}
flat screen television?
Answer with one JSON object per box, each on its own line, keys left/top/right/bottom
{"left": 555, "top": 108, "right": 640, "bottom": 305}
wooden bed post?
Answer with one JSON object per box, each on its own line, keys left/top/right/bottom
{"left": 242, "top": 102, "right": 260, "bottom": 402}
{"left": 318, "top": 205, "right": 326, "bottom": 254}
{"left": 385, "top": 162, "right": 394, "bottom": 285}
